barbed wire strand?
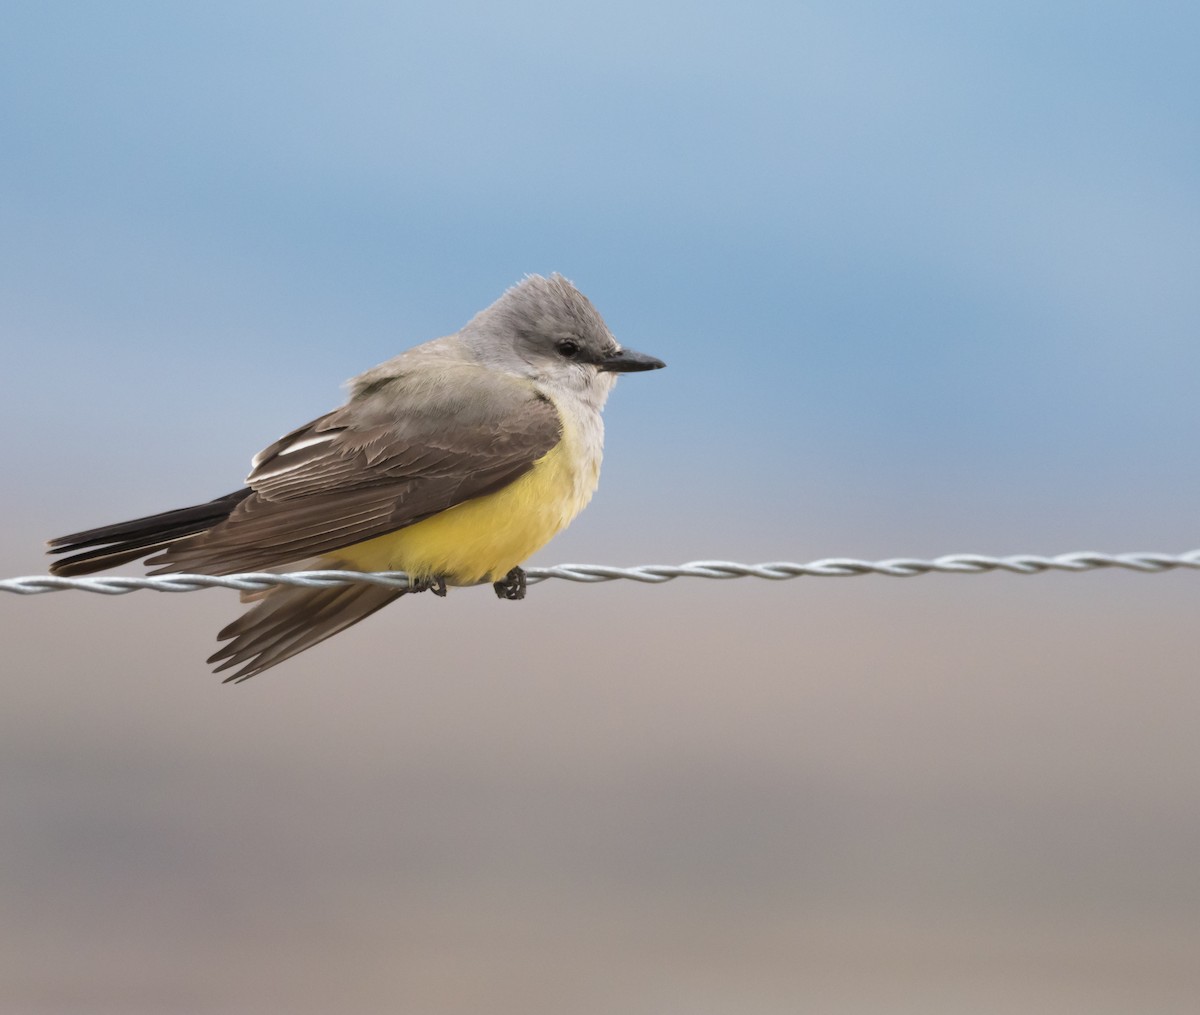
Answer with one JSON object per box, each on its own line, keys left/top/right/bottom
{"left": 3, "top": 550, "right": 1200, "bottom": 595}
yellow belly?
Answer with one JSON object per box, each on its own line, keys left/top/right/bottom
{"left": 333, "top": 434, "right": 598, "bottom": 584}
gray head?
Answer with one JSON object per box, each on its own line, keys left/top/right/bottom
{"left": 461, "top": 274, "right": 665, "bottom": 398}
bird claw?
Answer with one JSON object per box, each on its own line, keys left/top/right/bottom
{"left": 493, "top": 567, "right": 527, "bottom": 601}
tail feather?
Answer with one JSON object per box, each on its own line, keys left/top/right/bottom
{"left": 208, "top": 581, "right": 405, "bottom": 682}
{"left": 48, "top": 489, "right": 409, "bottom": 681}
{"left": 47, "top": 490, "right": 250, "bottom": 576}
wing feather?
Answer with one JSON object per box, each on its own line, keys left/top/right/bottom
{"left": 150, "top": 367, "right": 561, "bottom": 575}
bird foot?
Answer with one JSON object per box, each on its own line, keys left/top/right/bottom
{"left": 493, "top": 567, "right": 527, "bottom": 601}
{"left": 408, "top": 575, "right": 448, "bottom": 597}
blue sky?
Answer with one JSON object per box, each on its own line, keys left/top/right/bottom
{"left": 5, "top": 1, "right": 1200, "bottom": 563}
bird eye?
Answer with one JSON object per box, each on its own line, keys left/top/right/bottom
{"left": 556, "top": 339, "right": 580, "bottom": 359}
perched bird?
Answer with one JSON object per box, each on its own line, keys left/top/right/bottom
{"left": 48, "top": 275, "right": 665, "bottom": 681}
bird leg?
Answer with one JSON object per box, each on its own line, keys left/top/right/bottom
{"left": 493, "top": 567, "right": 527, "bottom": 601}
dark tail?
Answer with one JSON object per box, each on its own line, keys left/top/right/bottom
{"left": 209, "top": 580, "right": 405, "bottom": 682}
{"left": 47, "top": 489, "right": 251, "bottom": 576}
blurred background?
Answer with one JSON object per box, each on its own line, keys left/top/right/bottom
{"left": 3, "top": 2, "right": 1199, "bottom": 1012}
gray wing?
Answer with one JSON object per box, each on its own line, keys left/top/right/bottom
{"left": 150, "top": 365, "right": 561, "bottom": 574}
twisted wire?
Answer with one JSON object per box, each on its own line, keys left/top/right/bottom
{"left": 4, "top": 549, "right": 1200, "bottom": 595}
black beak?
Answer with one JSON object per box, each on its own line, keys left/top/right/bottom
{"left": 596, "top": 346, "right": 666, "bottom": 373}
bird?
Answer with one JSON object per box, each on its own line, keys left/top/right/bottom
{"left": 47, "top": 274, "right": 665, "bottom": 681}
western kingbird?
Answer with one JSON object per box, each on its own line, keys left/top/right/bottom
{"left": 47, "top": 274, "right": 665, "bottom": 681}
